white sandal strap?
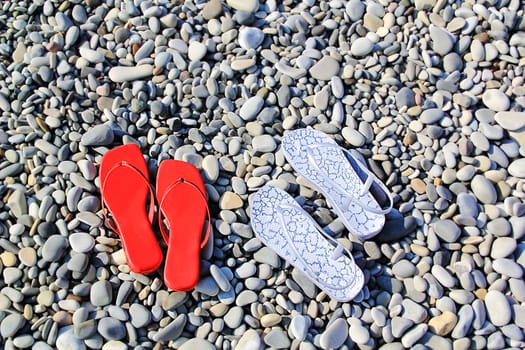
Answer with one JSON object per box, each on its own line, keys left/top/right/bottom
{"left": 304, "top": 142, "right": 393, "bottom": 215}
{"left": 275, "top": 201, "right": 359, "bottom": 291}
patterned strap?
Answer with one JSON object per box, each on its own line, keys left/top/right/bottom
{"left": 304, "top": 143, "right": 393, "bottom": 215}
{"left": 276, "top": 202, "right": 358, "bottom": 291}
{"left": 101, "top": 161, "right": 155, "bottom": 234}
{"left": 157, "top": 178, "right": 211, "bottom": 249}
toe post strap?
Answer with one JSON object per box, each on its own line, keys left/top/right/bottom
{"left": 101, "top": 160, "right": 156, "bottom": 233}
{"left": 158, "top": 178, "right": 211, "bottom": 249}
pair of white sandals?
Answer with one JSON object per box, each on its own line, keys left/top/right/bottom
{"left": 250, "top": 128, "right": 393, "bottom": 302}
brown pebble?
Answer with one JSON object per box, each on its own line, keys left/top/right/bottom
{"left": 428, "top": 311, "right": 457, "bottom": 336}
{"left": 411, "top": 178, "right": 426, "bottom": 194}
{"left": 474, "top": 288, "right": 487, "bottom": 300}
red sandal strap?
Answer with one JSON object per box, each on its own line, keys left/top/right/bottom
{"left": 100, "top": 160, "right": 156, "bottom": 234}
{"left": 158, "top": 178, "right": 211, "bottom": 249}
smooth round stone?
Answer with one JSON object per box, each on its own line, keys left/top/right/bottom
{"left": 396, "top": 87, "right": 416, "bottom": 108}
{"left": 428, "top": 311, "right": 457, "bottom": 336}
{"left": 346, "top": 0, "right": 365, "bottom": 21}
{"left": 238, "top": 27, "right": 264, "bottom": 49}
{"left": 351, "top": 37, "right": 374, "bottom": 56}
{"left": 79, "top": 47, "right": 104, "bottom": 63}
{"left": 485, "top": 290, "right": 511, "bottom": 327}
{"left": 81, "top": 124, "right": 114, "bottom": 146}
{"left": 42, "top": 235, "right": 68, "bottom": 262}
{"left": 129, "top": 304, "right": 151, "bottom": 328}
{"left": 508, "top": 158, "right": 525, "bottom": 178}
{"left": 13, "top": 334, "right": 34, "bottom": 348}
{"left": 457, "top": 192, "right": 478, "bottom": 217}
{"left": 97, "top": 317, "right": 126, "bottom": 340}
{"left": 202, "top": 155, "right": 219, "bottom": 183}
{"left": 456, "top": 165, "right": 476, "bottom": 181}
{"left": 433, "top": 219, "right": 461, "bottom": 243}
{"left": 290, "top": 315, "right": 309, "bottom": 341}
{"left": 0, "top": 312, "right": 25, "bottom": 337}
{"left": 482, "top": 89, "right": 510, "bottom": 111}
{"left": 108, "top": 65, "right": 153, "bottom": 82}
{"left": 471, "top": 175, "right": 497, "bottom": 204}
{"left": 219, "top": 191, "right": 243, "bottom": 210}
{"left": 236, "top": 329, "right": 261, "bottom": 350}
{"left": 223, "top": 306, "right": 243, "bottom": 328}
{"left": 263, "top": 328, "right": 290, "bottom": 348}
{"left": 392, "top": 260, "right": 417, "bottom": 278}
{"left": 226, "top": 0, "right": 259, "bottom": 12}
{"left": 260, "top": 313, "right": 282, "bottom": 328}
{"left": 443, "top": 52, "right": 463, "bottom": 72}
{"left": 492, "top": 258, "right": 523, "bottom": 278}
{"left": 239, "top": 96, "right": 264, "bottom": 121}
{"left": 348, "top": 323, "right": 369, "bottom": 345}
{"left": 252, "top": 135, "right": 277, "bottom": 153}
{"left": 101, "top": 340, "right": 127, "bottom": 350}
{"left": 90, "top": 280, "right": 112, "bottom": 307}
{"left": 309, "top": 56, "right": 340, "bottom": 81}
{"left": 188, "top": 41, "right": 207, "bottom": 61}
{"left": 209, "top": 265, "right": 231, "bottom": 292}
{"left": 179, "top": 339, "right": 215, "bottom": 350}
{"left": 420, "top": 108, "right": 444, "bottom": 124}
{"left": 18, "top": 247, "right": 37, "bottom": 266}
{"left": 56, "top": 326, "right": 86, "bottom": 350}
{"left": 429, "top": 25, "right": 455, "bottom": 55}
{"left": 494, "top": 111, "right": 525, "bottom": 131}
{"left": 491, "top": 237, "right": 516, "bottom": 258}
{"left": 69, "top": 233, "right": 95, "bottom": 253}
{"left": 470, "top": 132, "right": 490, "bottom": 151}
{"left": 342, "top": 127, "right": 366, "bottom": 147}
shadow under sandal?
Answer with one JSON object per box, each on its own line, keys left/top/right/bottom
{"left": 156, "top": 160, "right": 211, "bottom": 291}
{"left": 99, "top": 144, "right": 163, "bottom": 274}
{"left": 282, "top": 127, "right": 393, "bottom": 240}
{"left": 250, "top": 185, "right": 364, "bottom": 302}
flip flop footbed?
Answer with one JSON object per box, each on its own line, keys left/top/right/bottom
{"left": 99, "top": 144, "right": 162, "bottom": 274}
{"left": 250, "top": 185, "right": 364, "bottom": 302}
{"left": 156, "top": 160, "right": 207, "bottom": 291}
{"left": 282, "top": 128, "right": 387, "bottom": 240}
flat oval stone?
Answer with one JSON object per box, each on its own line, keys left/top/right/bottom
{"left": 482, "top": 89, "right": 510, "bottom": 111}
{"left": 90, "top": 280, "right": 113, "bottom": 307}
{"left": 492, "top": 258, "right": 523, "bottom": 278}
{"left": 238, "top": 27, "right": 264, "bottom": 50}
{"left": 491, "top": 237, "right": 516, "bottom": 258}
{"left": 42, "top": 235, "right": 68, "bottom": 262}
{"left": 485, "top": 290, "right": 511, "bottom": 327}
{"left": 351, "top": 37, "right": 374, "bottom": 56}
{"left": 420, "top": 108, "right": 444, "bottom": 124}
{"left": 290, "top": 315, "right": 309, "bottom": 341}
{"left": 0, "top": 312, "right": 25, "bottom": 337}
{"left": 508, "top": 158, "right": 525, "bottom": 178}
{"left": 108, "top": 65, "right": 153, "bottom": 82}
{"left": 129, "top": 304, "right": 151, "bottom": 328}
{"left": 471, "top": 175, "right": 497, "bottom": 204}
{"left": 309, "top": 56, "right": 340, "bottom": 81}
{"left": 433, "top": 219, "right": 461, "bottom": 243}
{"left": 179, "top": 339, "right": 215, "bottom": 350}
{"left": 494, "top": 111, "right": 525, "bottom": 131}
{"left": 69, "top": 233, "right": 95, "bottom": 253}
{"left": 97, "top": 317, "right": 126, "bottom": 340}
{"left": 236, "top": 329, "right": 261, "bottom": 350}
{"left": 56, "top": 326, "right": 86, "bottom": 350}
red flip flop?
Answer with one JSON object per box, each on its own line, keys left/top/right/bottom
{"left": 156, "top": 160, "right": 211, "bottom": 291}
{"left": 99, "top": 144, "right": 162, "bottom": 274}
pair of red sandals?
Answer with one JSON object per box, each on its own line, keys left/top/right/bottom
{"left": 99, "top": 144, "right": 210, "bottom": 291}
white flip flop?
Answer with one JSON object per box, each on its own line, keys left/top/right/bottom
{"left": 250, "top": 185, "right": 364, "bottom": 302}
{"left": 281, "top": 128, "right": 393, "bottom": 240}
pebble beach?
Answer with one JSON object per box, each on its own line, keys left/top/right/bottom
{"left": 1, "top": 0, "right": 525, "bottom": 349}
